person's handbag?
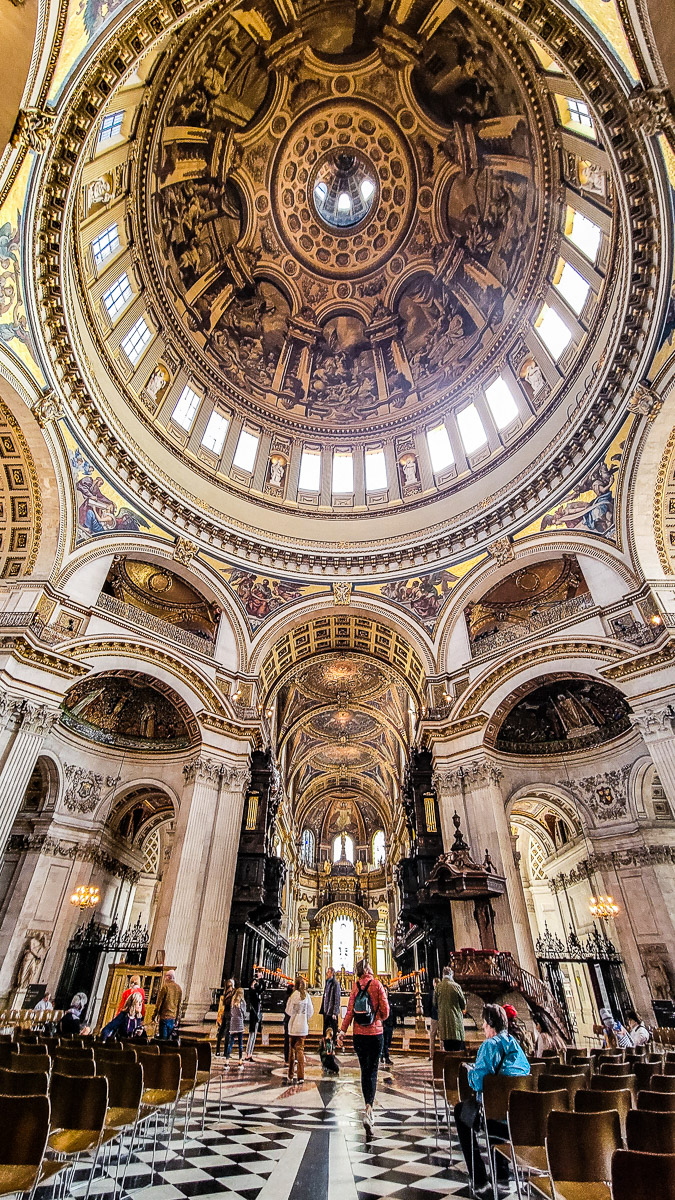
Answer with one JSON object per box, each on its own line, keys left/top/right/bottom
{"left": 457, "top": 1046, "right": 507, "bottom": 1128}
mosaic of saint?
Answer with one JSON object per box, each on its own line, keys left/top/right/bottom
{"left": 496, "top": 678, "right": 631, "bottom": 754}
{"left": 61, "top": 673, "right": 193, "bottom": 750}
{"left": 64, "top": 428, "right": 164, "bottom": 544}
{"left": 142, "top": 0, "right": 550, "bottom": 437}
{"left": 207, "top": 559, "right": 327, "bottom": 629}
{"left": 358, "top": 555, "right": 484, "bottom": 630}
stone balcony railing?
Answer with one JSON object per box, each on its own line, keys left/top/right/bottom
{"left": 470, "top": 590, "right": 596, "bottom": 658}
{"left": 97, "top": 592, "right": 216, "bottom": 657}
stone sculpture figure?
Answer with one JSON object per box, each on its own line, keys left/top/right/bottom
{"left": 16, "top": 933, "right": 47, "bottom": 987}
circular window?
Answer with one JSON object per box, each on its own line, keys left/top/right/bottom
{"left": 312, "top": 151, "right": 378, "bottom": 228}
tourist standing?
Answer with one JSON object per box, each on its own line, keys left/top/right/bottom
{"left": 226, "top": 987, "right": 247, "bottom": 1064}
{"left": 216, "top": 978, "right": 234, "bottom": 1056}
{"left": 428, "top": 976, "right": 440, "bottom": 1058}
{"left": 338, "top": 959, "right": 389, "bottom": 1134}
{"left": 116, "top": 973, "right": 146, "bottom": 1017}
{"left": 533, "top": 1014, "right": 565, "bottom": 1057}
{"left": 320, "top": 965, "right": 341, "bottom": 1039}
{"left": 627, "top": 1009, "right": 651, "bottom": 1047}
{"left": 155, "top": 970, "right": 182, "bottom": 1040}
{"left": 283, "top": 981, "right": 294, "bottom": 1064}
{"left": 436, "top": 965, "right": 466, "bottom": 1051}
{"left": 285, "top": 974, "right": 314, "bottom": 1084}
{"left": 381, "top": 985, "right": 395, "bottom": 1065}
{"left": 245, "top": 970, "right": 267, "bottom": 1060}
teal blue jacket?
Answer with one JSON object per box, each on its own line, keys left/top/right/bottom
{"left": 468, "top": 1031, "right": 530, "bottom": 1097}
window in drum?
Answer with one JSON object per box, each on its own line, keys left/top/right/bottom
{"left": 171, "top": 384, "right": 201, "bottom": 431}
{"left": 485, "top": 376, "right": 519, "bottom": 430}
{"left": 299, "top": 448, "right": 321, "bottom": 491}
{"left": 232, "top": 428, "right": 259, "bottom": 473}
{"left": 332, "top": 450, "right": 354, "bottom": 494}
{"left": 426, "top": 423, "right": 454, "bottom": 472}
{"left": 92, "top": 223, "right": 120, "bottom": 267}
{"left": 201, "top": 410, "right": 229, "bottom": 455}
{"left": 98, "top": 110, "right": 124, "bottom": 143}
{"left": 457, "top": 404, "right": 487, "bottom": 455}
{"left": 102, "top": 273, "right": 132, "bottom": 320}
{"left": 121, "top": 316, "right": 152, "bottom": 365}
{"left": 365, "top": 448, "right": 387, "bottom": 491}
{"left": 534, "top": 303, "right": 572, "bottom": 360}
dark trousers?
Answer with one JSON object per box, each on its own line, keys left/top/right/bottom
{"left": 158, "top": 1018, "right": 175, "bottom": 1040}
{"left": 453, "top": 1103, "right": 509, "bottom": 1189}
{"left": 382, "top": 1026, "right": 393, "bottom": 1062}
{"left": 444, "top": 1038, "right": 465, "bottom": 1051}
{"left": 216, "top": 1016, "right": 230, "bottom": 1054}
{"left": 226, "top": 1031, "right": 244, "bottom": 1059}
{"left": 353, "top": 1033, "right": 383, "bottom": 1107}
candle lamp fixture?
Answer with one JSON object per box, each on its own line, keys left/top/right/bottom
{"left": 589, "top": 893, "right": 619, "bottom": 920}
{"left": 70, "top": 884, "right": 100, "bottom": 910}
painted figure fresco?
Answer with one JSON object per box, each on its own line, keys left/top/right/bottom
{"left": 496, "top": 678, "right": 631, "bottom": 754}
{"left": 62, "top": 673, "right": 192, "bottom": 750}
{"left": 0, "top": 216, "right": 33, "bottom": 357}
{"left": 68, "top": 443, "right": 152, "bottom": 542}
{"left": 227, "top": 569, "right": 307, "bottom": 623}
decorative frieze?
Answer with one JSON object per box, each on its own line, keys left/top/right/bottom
{"left": 549, "top": 845, "right": 675, "bottom": 892}
{"left": 11, "top": 107, "right": 55, "bottom": 153}
{"left": 558, "top": 765, "right": 631, "bottom": 821}
{"left": 6, "top": 833, "right": 140, "bottom": 883}
{"left": 628, "top": 86, "right": 675, "bottom": 138}
{"left": 631, "top": 705, "right": 675, "bottom": 738}
{"left": 30, "top": 391, "right": 63, "bottom": 428}
{"left": 627, "top": 382, "right": 662, "bottom": 419}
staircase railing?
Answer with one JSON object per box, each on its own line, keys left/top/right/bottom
{"left": 448, "top": 948, "right": 570, "bottom": 1040}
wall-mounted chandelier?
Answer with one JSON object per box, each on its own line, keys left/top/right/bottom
{"left": 70, "top": 884, "right": 100, "bottom": 910}
{"left": 589, "top": 893, "right": 619, "bottom": 919}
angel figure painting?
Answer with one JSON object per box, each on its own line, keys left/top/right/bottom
{"left": 67, "top": 439, "right": 153, "bottom": 543}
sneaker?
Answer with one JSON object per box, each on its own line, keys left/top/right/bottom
{"left": 473, "top": 1184, "right": 492, "bottom": 1198}
{"left": 363, "top": 1108, "right": 374, "bottom": 1134}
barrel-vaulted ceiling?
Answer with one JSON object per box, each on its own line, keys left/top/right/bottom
{"left": 35, "top": 0, "right": 662, "bottom": 568}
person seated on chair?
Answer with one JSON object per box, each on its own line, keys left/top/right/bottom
{"left": 453, "top": 1002, "right": 530, "bottom": 1199}
{"left": 58, "top": 992, "right": 90, "bottom": 1036}
{"left": 101, "top": 992, "right": 146, "bottom": 1041}
{"left": 320, "top": 1029, "right": 340, "bottom": 1075}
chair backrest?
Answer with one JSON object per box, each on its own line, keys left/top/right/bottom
{"left": 664, "top": 1063, "right": 675, "bottom": 1077}
{"left": 443, "top": 1056, "right": 466, "bottom": 1091}
{"left": 600, "top": 1062, "right": 633, "bottom": 1076}
{"left": 550, "top": 1063, "right": 592, "bottom": 1079}
{"left": 627, "top": 1108, "right": 675, "bottom": 1153}
{"left": 566, "top": 1050, "right": 590, "bottom": 1065}
{"left": 177, "top": 1045, "right": 198, "bottom": 1084}
{"left": 141, "top": 1051, "right": 181, "bottom": 1096}
{"left": 97, "top": 1060, "right": 143, "bottom": 1110}
{"left": 94, "top": 1047, "right": 137, "bottom": 1065}
{"left": 575, "top": 1086, "right": 633, "bottom": 1132}
{"left": 0, "top": 1093, "right": 49, "bottom": 1166}
{"left": 541, "top": 1049, "right": 561, "bottom": 1059}
{"left": 458, "top": 1062, "right": 473, "bottom": 1103}
{"left": 591, "top": 1073, "right": 637, "bottom": 1098}
{"left": 52, "top": 1055, "right": 95, "bottom": 1077}
{"left": 49, "top": 1072, "right": 108, "bottom": 1132}
{"left": 539, "top": 1073, "right": 588, "bottom": 1103}
{"left": 635, "top": 1062, "right": 663, "bottom": 1090}
{"left": 431, "top": 1050, "right": 447, "bottom": 1080}
{"left": 8, "top": 1053, "right": 51, "bottom": 1073}
{"left": 653, "top": 1076, "right": 675, "bottom": 1094}
{"left": 611, "top": 1149, "right": 675, "bottom": 1200}
{"left": 12, "top": 1043, "right": 48, "bottom": 1056}
{"left": 508, "top": 1087, "right": 569, "bottom": 1146}
{"left": 546, "top": 1109, "right": 621, "bottom": 1182}
{"left": 181, "top": 1037, "right": 212, "bottom": 1074}
{"left": 56, "top": 1045, "right": 94, "bottom": 1060}
{"left": 0, "top": 1067, "right": 49, "bottom": 1095}
{"left": 638, "top": 1090, "right": 675, "bottom": 1112}
{"left": 0, "top": 1043, "right": 13, "bottom": 1068}
{"left": 526, "top": 1062, "right": 548, "bottom": 1086}
{"left": 483, "top": 1072, "right": 534, "bottom": 1122}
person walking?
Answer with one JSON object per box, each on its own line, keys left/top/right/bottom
{"left": 338, "top": 959, "right": 389, "bottom": 1134}
{"left": 216, "top": 979, "right": 234, "bottom": 1056}
{"left": 320, "top": 966, "right": 341, "bottom": 1039}
{"left": 285, "top": 974, "right": 314, "bottom": 1085}
{"left": 116, "top": 973, "right": 146, "bottom": 1017}
{"left": 428, "top": 977, "right": 440, "bottom": 1059}
{"left": 245, "top": 971, "right": 267, "bottom": 1060}
{"left": 453, "top": 1003, "right": 530, "bottom": 1197}
{"left": 154, "top": 970, "right": 182, "bottom": 1040}
{"left": 226, "top": 987, "right": 247, "bottom": 1064}
{"left": 283, "top": 981, "right": 294, "bottom": 1065}
{"left": 436, "top": 965, "right": 466, "bottom": 1051}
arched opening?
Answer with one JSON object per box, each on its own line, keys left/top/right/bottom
{"left": 372, "top": 829, "right": 386, "bottom": 866}
{"left": 333, "top": 832, "right": 354, "bottom": 863}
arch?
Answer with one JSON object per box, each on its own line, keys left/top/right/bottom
{"left": 372, "top": 829, "right": 386, "bottom": 866}
{"left": 506, "top": 783, "right": 586, "bottom": 839}
{"left": 333, "top": 832, "right": 354, "bottom": 863}
{"left": 18, "top": 753, "right": 61, "bottom": 814}
{"left": 67, "top": 639, "right": 227, "bottom": 717}
{"left": 105, "top": 778, "right": 178, "bottom": 846}
{"left": 485, "top": 670, "right": 632, "bottom": 753}
{"left": 61, "top": 668, "right": 200, "bottom": 750}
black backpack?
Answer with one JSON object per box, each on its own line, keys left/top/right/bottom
{"left": 353, "top": 979, "right": 376, "bottom": 1026}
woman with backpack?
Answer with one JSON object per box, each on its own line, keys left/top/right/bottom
{"left": 337, "top": 959, "right": 389, "bottom": 1133}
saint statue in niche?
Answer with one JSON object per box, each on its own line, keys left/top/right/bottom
{"left": 16, "top": 934, "right": 47, "bottom": 988}
{"left": 269, "top": 458, "right": 285, "bottom": 487}
{"left": 401, "top": 456, "right": 418, "bottom": 486}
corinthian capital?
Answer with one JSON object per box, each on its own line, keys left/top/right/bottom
{"left": 433, "top": 758, "right": 503, "bottom": 792}
{"left": 183, "top": 756, "right": 250, "bottom": 788}
{"left": 631, "top": 705, "right": 675, "bottom": 738}
{"left": 20, "top": 701, "right": 57, "bottom": 737}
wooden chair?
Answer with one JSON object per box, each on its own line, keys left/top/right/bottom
{"left": 539, "top": 1073, "right": 588, "bottom": 1105}
{"left": 626, "top": 1108, "right": 675, "bottom": 1153}
{"left": 638, "top": 1091, "right": 675, "bottom": 1112}
{"left": 55, "top": 1044, "right": 94, "bottom": 1060}
{"left": 481, "top": 1074, "right": 534, "bottom": 1199}
{"left": 496, "top": 1087, "right": 569, "bottom": 1200}
{"left": 0, "top": 1066, "right": 49, "bottom": 1095}
{"left": 653, "top": 1076, "right": 675, "bottom": 1094}
{"left": 12, "top": 1043, "right": 48, "bottom": 1056}
{"left": 139, "top": 1051, "right": 181, "bottom": 1174}
{"left": 531, "top": 1109, "right": 622, "bottom": 1200}
{"left": 664, "top": 1063, "right": 675, "bottom": 1076}
{"left": 599, "top": 1062, "right": 633, "bottom": 1076}
{"left": 541, "top": 1050, "right": 561, "bottom": 1060}
{"left": 0, "top": 1044, "right": 13, "bottom": 1070}
{"left": 52, "top": 1054, "right": 95, "bottom": 1077}
{"left": 94, "top": 1046, "right": 138, "bottom": 1066}
{"left": 547, "top": 1064, "right": 591, "bottom": 1081}
{"left": 0, "top": 1092, "right": 64, "bottom": 1197}
{"left": 7, "top": 1053, "right": 51, "bottom": 1074}
{"left": 575, "top": 1086, "right": 632, "bottom": 1136}
{"left": 635, "top": 1061, "right": 663, "bottom": 1090}
{"left": 611, "top": 1149, "right": 675, "bottom": 1200}
{"left": 590, "top": 1073, "right": 637, "bottom": 1102}
{"left": 48, "top": 1072, "right": 109, "bottom": 1200}
{"left": 565, "top": 1050, "right": 590, "bottom": 1066}
{"left": 182, "top": 1037, "right": 212, "bottom": 1132}
{"left": 97, "top": 1059, "right": 144, "bottom": 1196}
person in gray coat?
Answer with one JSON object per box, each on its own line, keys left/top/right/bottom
{"left": 320, "top": 966, "right": 341, "bottom": 1038}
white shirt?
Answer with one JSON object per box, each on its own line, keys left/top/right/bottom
{"left": 285, "top": 991, "right": 314, "bottom": 1037}
{"left": 630, "top": 1023, "right": 650, "bottom": 1046}
{"left": 33, "top": 998, "right": 53, "bottom": 1011}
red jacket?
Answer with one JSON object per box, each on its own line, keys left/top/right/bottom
{"left": 116, "top": 986, "right": 146, "bottom": 1017}
{"left": 341, "top": 970, "right": 389, "bottom": 1036}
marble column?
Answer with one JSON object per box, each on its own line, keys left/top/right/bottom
{"left": 434, "top": 757, "right": 538, "bottom": 974}
{"left": 0, "top": 700, "right": 57, "bottom": 856}
{"left": 631, "top": 703, "right": 675, "bottom": 807}
{"left": 150, "top": 753, "right": 249, "bottom": 1018}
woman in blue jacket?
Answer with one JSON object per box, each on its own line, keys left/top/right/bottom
{"left": 101, "top": 992, "right": 145, "bottom": 1041}
{"left": 453, "top": 1002, "right": 530, "bottom": 1197}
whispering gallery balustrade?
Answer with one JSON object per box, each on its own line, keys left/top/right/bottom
{"left": 97, "top": 591, "right": 216, "bottom": 656}
{"left": 470, "top": 591, "right": 595, "bottom": 657}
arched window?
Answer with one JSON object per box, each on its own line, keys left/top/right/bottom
{"left": 333, "top": 833, "right": 354, "bottom": 863}
{"left": 372, "top": 830, "right": 386, "bottom": 866}
{"left": 301, "top": 829, "right": 314, "bottom": 867}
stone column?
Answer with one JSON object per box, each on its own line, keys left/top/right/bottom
{"left": 0, "top": 701, "right": 57, "bottom": 856}
{"left": 631, "top": 703, "right": 675, "bottom": 808}
{"left": 150, "top": 753, "right": 249, "bottom": 1019}
{"left": 434, "top": 757, "right": 538, "bottom": 974}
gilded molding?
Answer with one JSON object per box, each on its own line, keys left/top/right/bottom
{"left": 68, "top": 638, "right": 228, "bottom": 716}
{"left": 457, "top": 640, "right": 622, "bottom": 720}
{"left": 603, "top": 638, "right": 675, "bottom": 680}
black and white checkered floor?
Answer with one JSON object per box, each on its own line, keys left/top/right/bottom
{"left": 37, "top": 1052, "right": 517, "bottom": 1200}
